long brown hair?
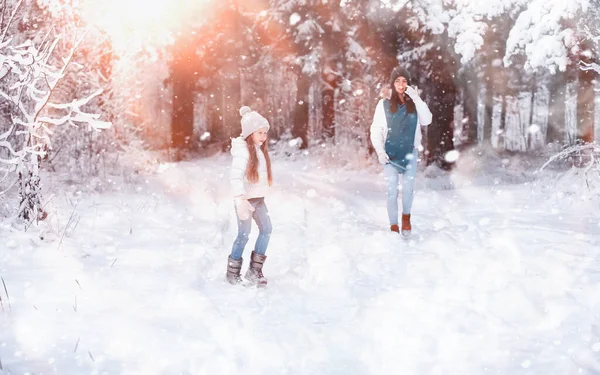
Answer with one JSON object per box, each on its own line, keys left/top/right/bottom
{"left": 245, "top": 137, "right": 272, "bottom": 185}
{"left": 390, "top": 87, "right": 416, "bottom": 114}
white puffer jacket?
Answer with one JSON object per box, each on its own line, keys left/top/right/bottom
{"left": 230, "top": 137, "right": 269, "bottom": 198}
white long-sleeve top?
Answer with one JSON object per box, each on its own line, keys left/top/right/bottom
{"left": 369, "top": 97, "right": 433, "bottom": 158}
{"left": 230, "top": 137, "right": 269, "bottom": 198}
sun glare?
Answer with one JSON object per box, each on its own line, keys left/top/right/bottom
{"left": 80, "top": 0, "right": 212, "bottom": 51}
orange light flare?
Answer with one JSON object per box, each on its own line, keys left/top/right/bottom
{"left": 79, "top": 0, "right": 214, "bottom": 53}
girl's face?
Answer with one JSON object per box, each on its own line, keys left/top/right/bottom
{"left": 251, "top": 128, "right": 268, "bottom": 145}
{"left": 393, "top": 76, "right": 408, "bottom": 95}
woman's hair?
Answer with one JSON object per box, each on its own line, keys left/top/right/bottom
{"left": 245, "top": 136, "right": 272, "bottom": 186}
{"left": 389, "top": 86, "right": 416, "bottom": 114}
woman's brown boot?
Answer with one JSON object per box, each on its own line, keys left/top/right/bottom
{"left": 401, "top": 214, "right": 411, "bottom": 237}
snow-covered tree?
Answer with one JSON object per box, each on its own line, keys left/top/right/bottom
{"left": 383, "top": 0, "right": 598, "bottom": 153}
{"left": 0, "top": 0, "right": 110, "bottom": 223}
{"left": 259, "top": 0, "right": 384, "bottom": 149}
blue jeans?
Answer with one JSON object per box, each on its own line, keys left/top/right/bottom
{"left": 383, "top": 152, "right": 418, "bottom": 225}
{"left": 231, "top": 198, "right": 272, "bottom": 260}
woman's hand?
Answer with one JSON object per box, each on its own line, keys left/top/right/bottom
{"left": 378, "top": 153, "right": 390, "bottom": 165}
{"left": 404, "top": 86, "right": 421, "bottom": 101}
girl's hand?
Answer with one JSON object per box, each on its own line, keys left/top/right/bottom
{"left": 235, "top": 197, "right": 255, "bottom": 220}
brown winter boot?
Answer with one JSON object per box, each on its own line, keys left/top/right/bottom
{"left": 245, "top": 251, "right": 268, "bottom": 287}
{"left": 390, "top": 224, "right": 400, "bottom": 233}
{"left": 226, "top": 255, "right": 243, "bottom": 285}
{"left": 401, "top": 214, "right": 411, "bottom": 237}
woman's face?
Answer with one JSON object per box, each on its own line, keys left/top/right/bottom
{"left": 393, "top": 76, "right": 408, "bottom": 95}
{"left": 251, "top": 128, "right": 268, "bottom": 145}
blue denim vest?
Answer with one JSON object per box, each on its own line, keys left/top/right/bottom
{"left": 383, "top": 99, "right": 418, "bottom": 173}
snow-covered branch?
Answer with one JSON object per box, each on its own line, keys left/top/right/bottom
{"left": 580, "top": 61, "right": 600, "bottom": 74}
{"left": 1, "top": 16, "right": 110, "bottom": 223}
{"left": 0, "top": 0, "right": 25, "bottom": 43}
{"left": 538, "top": 143, "right": 599, "bottom": 172}
{"left": 387, "top": 0, "right": 589, "bottom": 73}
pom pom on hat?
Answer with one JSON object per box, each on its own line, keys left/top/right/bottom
{"left": 239, "top": 106, "right": 270, "bottom": 139}
{"left": 239, "top": 106, "right": 252, "bottom": 117}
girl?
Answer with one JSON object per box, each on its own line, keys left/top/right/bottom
{"left": 226, "top": 106, "right": 273, "bottom": 286}
{"left": 370, "top": 66, "right": 433, "bottom": 236}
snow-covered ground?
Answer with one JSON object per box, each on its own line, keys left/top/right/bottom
{"left": 1, "top": 151, "right": 600, "bottom": 375}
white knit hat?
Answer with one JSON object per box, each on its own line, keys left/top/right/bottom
{"left": 240, "top": 106, "right": 270, "bottom": 139}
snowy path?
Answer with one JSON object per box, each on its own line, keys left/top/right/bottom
{"left": 1, "top": 155, "right": 600, "bottom": 375}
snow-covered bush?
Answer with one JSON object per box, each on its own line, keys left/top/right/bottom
{"left": 538, "top": 143, "right": 600, "bottom": 200}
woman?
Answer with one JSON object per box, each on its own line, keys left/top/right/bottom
{"left": 370, "top": 66, "right": 432, "bottom": 236}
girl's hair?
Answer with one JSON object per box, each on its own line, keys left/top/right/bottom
{"left": 245, "top": 136, "right": 272, "bottom": 185}
{"left": 389, "top": 87, "right": 416, "bottom": 114}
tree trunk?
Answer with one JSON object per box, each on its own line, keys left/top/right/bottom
{"left": 453, "top": 87, "right": 465, "bottom": 148}
{"left": 565, "top": 72, "right": 578, "bottom": 145}
{"left": 484, "top": 76, "right": 494, "bottom": 144}
{"left": 308, "top": 77, "right": 323, "bottom": 142}
{"left": 170, "top": 37, "right": 195, "bottom": 150}
{"left": 595, "top": 79, "right": 600, "bottom": 144}
{"left": 530, "top": 83, "right": 550, "bottom": 150}
{"left": 427, "top": 84, "right": 456, "bottom": 168}
{"left": 426, "top": 31, "right": 457, "bottom": 168}
{"left": 222, "top": 71, "right": 242, "bottom": 141}
{"left": 491, "top": 94, "right": 503, "bottom": 149}
{"left": 171, "top": 76, "right": 194, "bottom": 150}
{"left": 504, "top": 93, "right": 529, "bottom": 152}
{"left": 575, "top": 46, "right": 597, "bottom": 166}
{"left": 547, "top": 72, "right": 566, "bottom": 144}
{"left": 321, "top": 68, "right": 340, "bottom": 140}
{"left": 208, "top": 86, "right": 224, "bottom": 143}
{"left": 464, "top": 75, "right": 479, "bottom": 146}
{"left": 18, "top": 134, "right": 47, "bottom": 223}
{"left": 499, "top": 92, "right": 507, "bottom": 149}
{"left": 577, "top": 52, "right": 596, "bottom": 144}
{"left": 477, "top": 81, "right": 486, "bottom": 144}
{"left": 322, "top": 87, "right": 335, "bottom": 138}
{"left": 293, "top": 72, "right": 310, "bottom": 149}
